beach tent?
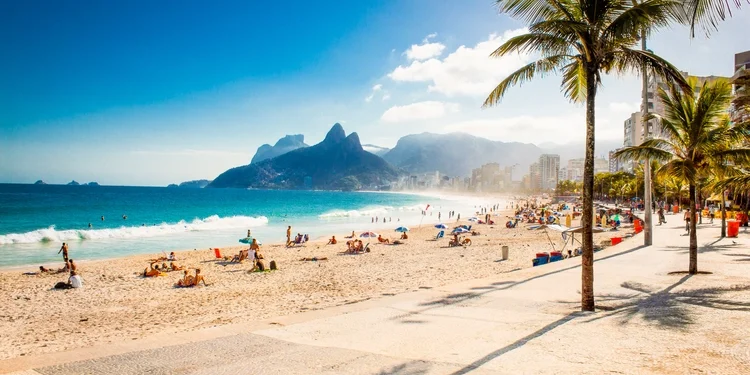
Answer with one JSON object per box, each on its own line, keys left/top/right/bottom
{"left": 560, "top": 226, "right": 605, "bottom": 253}
{"left": 394, "top": 226, "right": 409, "bottom": 232}
{"left": 527, "top": 224, "right": 568, "bottom": 251}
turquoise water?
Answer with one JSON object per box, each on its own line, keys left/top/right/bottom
{"left": 0, "top": 184, "right": 481, "bottom": 267}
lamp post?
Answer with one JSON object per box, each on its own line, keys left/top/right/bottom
{"left": 641, "top": 32, "right": 653, "bottom": 246}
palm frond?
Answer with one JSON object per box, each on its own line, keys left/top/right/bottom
{"left": 494, "top": 0, "right": 565, "bottom": 24}
{"left": 680, "top": 0, "right": 748, "bottom": 37}
{"left": 483, "top": 54, "right": 569, "bottom": 107}
{"left": 613, "top": 142, "right": 674, "bottom": 163}
{"left": 490, "top": 33, "right": 574, "bottom": 57}
{"left": 603, "top": 0, "right": 678, "bottom": 42}
{"left": 560, "top": 58, "right": 587, "bottom": 102}
{"left": 607, "top": 47, "right": 691, "bottom": 94}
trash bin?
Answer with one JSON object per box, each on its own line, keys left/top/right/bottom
{"left": 728, "top": 220, "right": 740, "bottom": 238}
{"left": 501, "top": 246, "right": 509, "bottom": 260}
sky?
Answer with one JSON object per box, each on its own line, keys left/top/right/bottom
{"left": 1, "top": 0, "right": 749, "bottom": 186}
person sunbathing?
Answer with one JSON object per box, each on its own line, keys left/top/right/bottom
{"left": 377, "top": 235, "right": 389, "bottom": 244}
{"left": 327, "top": 236, "right": 337, "bottom": 245}
{"left": 170, "top": 262, "right": 185, "bottom": 271}
{"left": 355, "top": 240, "right": 364, "bottom": 252}
{"left": 39, "top": 266, "right": 54, "bottom": 273}
{"left": 400, "top": 232, "right": 408, "bottom": 240}
{"left": 250, "top": 238, "right": 260, "bottom": 251}
{"left": 143, "top": 263, "right": 162, "bottom": 277}
{"left": 230, "top": 249, "right": 248, "bottom": 263}
{"left": 300, "top": 257, "right": 329, "bottom": 261}
{"left": 345, "top": 231, "right": 355, "bottom": 239}
{"left": 175, "top": 270, "right": 194, "bottom": 287}
{"left": 167, "top": 252, "right": 176, "bottom": 261}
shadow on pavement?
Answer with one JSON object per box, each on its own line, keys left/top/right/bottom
{"left": 374, "top": 361, "right": 430, "bottom": 375}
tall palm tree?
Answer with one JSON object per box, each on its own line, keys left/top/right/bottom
{"left": 484, "top": 0, "right": 689, "bottom": 311}
{"left": 615, "top": 78, "right": 749, "bottom": 274}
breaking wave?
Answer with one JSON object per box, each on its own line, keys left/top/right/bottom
{"left": 0, "top": 215, "right": 269, "bottom": 245}
{"left": 318, "top": 204, "right": 426, "bottom": 219}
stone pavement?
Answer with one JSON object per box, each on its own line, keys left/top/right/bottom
{"left": 6, "top": 221, "right": 750, "bottom": 375}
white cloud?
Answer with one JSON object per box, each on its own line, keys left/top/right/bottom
{"left": 382, "top": 93, "right": 391, "bottom": 101}
{"left": 423, "top": 33, "right": 438, "bottom": 42}
{"left": 441, "top": 112, "right": 620, "bottom": 144}
{"left": 365, "top": 84, "right": 387, "bottom": 102}
{"left": 608, "top": 101, "right": 640, "bottom": 113}
{"left": 405, "top": 42, "right": 446, "bottom": 61}
{"left": 389, "top": 28, "right": 530, "bottom": 97}
{"left": 381, "top": 101, "right": 460, "bottom": 123}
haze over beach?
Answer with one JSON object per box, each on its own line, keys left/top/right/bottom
{"left": 2, "top": 1, "right": 750, "bottom": 374}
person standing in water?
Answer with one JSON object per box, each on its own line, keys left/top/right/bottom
{"left": 58, "top": 243, "right": 69, "bottom": 263}
{"left": 101, "top": 216, "right": 105, "bottom": 221}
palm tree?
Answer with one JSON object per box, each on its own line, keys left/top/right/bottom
{"left": 484, "top": 0, "right": 689, "bottom": 311}
{"left": 615, "top": 78, "right": 749, "bottom": 274}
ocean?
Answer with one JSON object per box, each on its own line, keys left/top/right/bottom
{"left": 0, "top": 184, "right": 487, "bottom": 267}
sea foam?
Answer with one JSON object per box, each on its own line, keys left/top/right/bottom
{"left": 0, "top": 215, "right": 268, "bottom": 245}
{"left": 318, "top": 204, "right": 426, "bottom": 219}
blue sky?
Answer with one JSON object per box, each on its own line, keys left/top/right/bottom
{"left": 1, "top": 0, "right": 748, "bottom": 185}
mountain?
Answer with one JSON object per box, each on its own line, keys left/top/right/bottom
{"left": 382, "top": 133, "right": 542, "bottom": 177}
{"left": 33, "top": 180, "right": 47, "bottom": 185}
{"left": 362, "top": 144, "right": 390, "bottom": 157}
{"left": 67, "top": 180, "right": 80, "bottom": 186}
{"left": 209, "top": 123, "right": 400, "bottom": 190}
{"left": 177, "top": 179, "right": 211, "bottom": 188}
{"left": 251, "top": 134, "right": 309, "bottom": 164}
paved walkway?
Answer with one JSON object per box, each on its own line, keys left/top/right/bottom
{"left": 4, "top": 221, "right": 749, "bottom": 375}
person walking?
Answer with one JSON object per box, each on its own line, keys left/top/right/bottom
{"left": 286, "top": 226, "right": 292, "bottom": 244}
{"left": 684, "top": 209, "right": 691, "bottom": 235}
{"left": 58, "top": 243, "right": 69, "bottom": 263}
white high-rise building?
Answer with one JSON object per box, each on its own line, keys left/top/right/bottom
{"left": 539, "top": 154, "right": 560, "bottom": 191}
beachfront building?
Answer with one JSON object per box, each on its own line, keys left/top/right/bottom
{"left": 558, "top": 167, "right": 567, "bottom": 182}
{"left": 538, "top": 154, "right": 560, "bottom": 191}
{"left": 609, "top": 149, "right": 624, "bottom": 173}
{"left": 594, "top": 157, "right": 609, "bottom": 174}
{"left": 528, "top": 162, "right": 541, "bottom": 192}
{"left": 623, "top": 111, "right": 644, "bottom": 147}
{"left": 732, "top": 50, "right": 750, "bottom": 125}
{"left": 566, "top": 158, "right": 583, "bottom": 181}
{"left": 470, "top": 162, "right": 514, "bottom": 192}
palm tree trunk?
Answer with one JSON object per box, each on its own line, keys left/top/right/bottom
{"left": 581, "top": 66, "right": 597, "bottom": 312}
{"left": 689, "top": 183, "right": 698, "bottom": 274}
{"left": 721, "top": 189, "right": 727, "bottom": 237}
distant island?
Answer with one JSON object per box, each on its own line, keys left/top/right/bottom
{"left": 86, "top": 182, "right": 100, "bottom": 186}
{"left": 34, "top": 180, "right": 47, "bottom": 185}
{"left": 67, "top": 180, "right": 81, "bottom": 186}
{"left": 209, "top": 123, "right": 400, "bottom": 190}
{"left": 168, "top": 179, "right": 212, "bottom": 188}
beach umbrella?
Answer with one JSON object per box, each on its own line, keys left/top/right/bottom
{"left": 451, "top": 227, "right": 469, "bottom": 234}
{"left": 360, "top": 231, "right": 378, "bottom": 238}
{"left": 434, "top": 223, "right": 447, "bottom": 229}
{"left": 467, "top": 217, "right": 479, "bottom": 222}
{"left": 394, "top": 226, "right": 409, "bottom": 232}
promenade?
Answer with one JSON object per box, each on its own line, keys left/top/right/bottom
{"left": 4, "top": 220, "right": 749, "bottom": 375}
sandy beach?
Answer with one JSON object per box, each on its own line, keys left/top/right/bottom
{"left": 0, "top": 210, "right": 618, "bottom": 361}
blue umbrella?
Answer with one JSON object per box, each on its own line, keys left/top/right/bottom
{"left": 435, "top": 223, "right": 447, "bottom": 229}
{"left": 394, "top": 226, "right": 409, "bottom": 232}
{"left": 452, "top": 227, "right": 469, "bottom": 234}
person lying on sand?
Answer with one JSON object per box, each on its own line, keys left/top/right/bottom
{"left": 327, "top": 236, "right": 337, "bottom": 245}
{"left": 300, "top": 257, "right": 328, "bottom": 261}
{"left": 39, "top": 266, "right": 54, "bottom": 273}
{"left": 169, "top": 262, "right": 185, "bottom": 271}
{"left": 345, "top": 231, "right": 355, "bottom": 239}
{"left": 230, "top": 249, "right": 248, "bottom": 263}
{"left": 377, "top": 235, "right": 389, "bottom": 244}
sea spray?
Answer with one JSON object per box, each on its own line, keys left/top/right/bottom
{"left": 0, "top": 215, "right": 269, "bottom": 245}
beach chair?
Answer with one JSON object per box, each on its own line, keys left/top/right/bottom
{"left": 213, "top": 248, "right": 222, "bottom": 259}
{"left": 435, "top": 230, "right": 444, "bottom": 239}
